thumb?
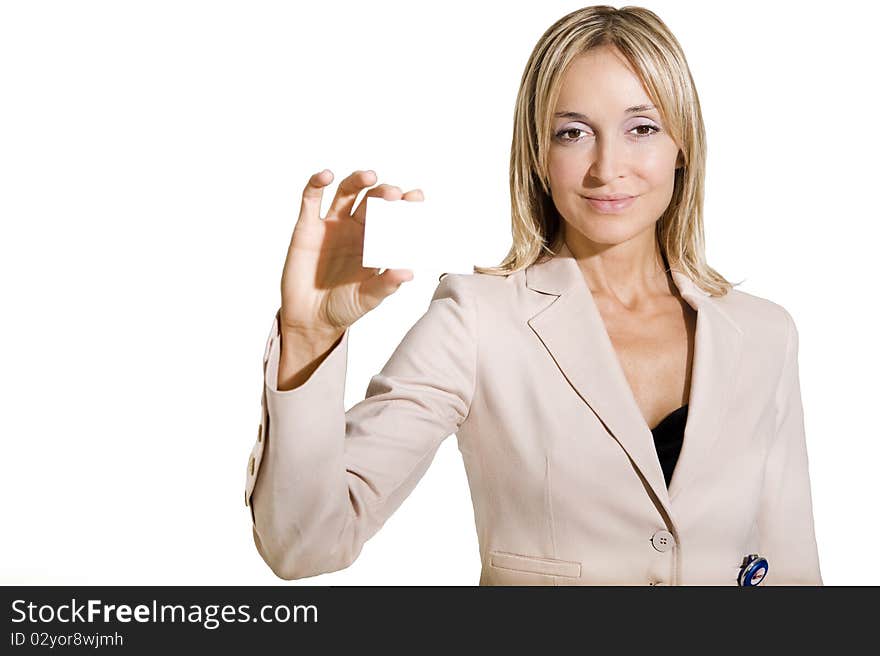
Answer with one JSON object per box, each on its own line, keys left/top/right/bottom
{"left": 359, "top": 268, "right": 414, "bottom": 307}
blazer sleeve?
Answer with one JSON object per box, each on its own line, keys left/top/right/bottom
{"left": 244, "top": 273, "right": 477, "bottom": 580}
{"left": 756, "top": 307, "right": 823, "bottom": 585}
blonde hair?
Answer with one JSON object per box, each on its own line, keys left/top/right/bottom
{"left": 473, "top": 4, "right": 735, "bottom": 297}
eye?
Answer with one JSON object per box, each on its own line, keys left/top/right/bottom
{"left": 554, "top": 124, "right": 661, "bottom": 144}
{"left": 554, "top": 128, "right": 590, "bottom": 143}
{"left": 631, "top": 124, "right": 661, "bottom": 138}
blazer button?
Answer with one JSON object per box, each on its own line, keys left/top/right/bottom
{"left": 651, "top": 529, "right": 675, "bottom": 552}
{"left": 249, "top": 455, "right": 255, "bottom": 476}
{"left": 257, "top": 424, "right": 262, "bottom": 443}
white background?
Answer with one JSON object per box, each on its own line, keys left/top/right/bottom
{"left": 1, "top": 0, "right": 877, "bottom": 585}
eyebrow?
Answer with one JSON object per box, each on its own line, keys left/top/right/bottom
{"left": 554, "top": 104, "right": 658, "bottom": 121}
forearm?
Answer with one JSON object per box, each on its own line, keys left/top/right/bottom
{"left": 277, "top": 327, "right": 345, "bottom": 391}
{"left": 254, "top": 323, "right": 358, "bottom": 580}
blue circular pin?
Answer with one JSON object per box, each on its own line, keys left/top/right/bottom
{"left": 738, "top": 554, "right": 769, "bottom": 586}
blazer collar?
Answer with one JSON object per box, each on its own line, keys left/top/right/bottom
{"left": 524, "top": 241, "right": 743, "bottom": 521}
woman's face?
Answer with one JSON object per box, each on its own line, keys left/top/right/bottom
{"left": 547, "top": 45, "right": 683, "bottom": 248}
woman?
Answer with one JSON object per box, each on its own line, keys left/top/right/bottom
{"left": 244, "top": 5, "right": 822, "bottom": 585}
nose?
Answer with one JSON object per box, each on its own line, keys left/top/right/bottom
{"left": 588, "top": 135, "right": 625, "bottom": 182}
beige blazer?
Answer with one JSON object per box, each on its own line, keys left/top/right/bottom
{"left": 244, "top": 242, "right": 823, "bottom": 585}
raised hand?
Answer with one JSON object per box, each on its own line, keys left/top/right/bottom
{"left": 279, "top": 169, "right": 423, "bottom": 341}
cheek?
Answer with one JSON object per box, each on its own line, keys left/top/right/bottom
{"left": 623, "top": 169, "right": 673, "bottom": 204}
{"left": 637, "top": 146, "right": 679, "bottom": 188}
{"left": 634, "top": 149, "right": 667, "bottom": 173}
{"left": 548, "top": 148, "right": 584, "bottom": 184}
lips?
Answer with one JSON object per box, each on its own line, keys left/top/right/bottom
{"left": 582, "top": 195, "right": 637, "bottom": 213}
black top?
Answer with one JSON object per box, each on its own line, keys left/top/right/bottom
{"left": 650, "top": 404, "right": 688, "bottom": 488}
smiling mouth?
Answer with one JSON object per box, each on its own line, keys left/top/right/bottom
{"left": 583, "top": 195, "right": 636, "bottom": 200}
{"left": 581, "top": 195, "right": 638, "bottom": 213}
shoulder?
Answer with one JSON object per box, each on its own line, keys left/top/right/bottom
{"left": 432, "top": 270, "right": 531, "bottom": 329}
{"left": 435, "top": 269, "right": 520, "bottom": 301}
{"left": 717, "top": 286, "right": 798, "bottom": 357}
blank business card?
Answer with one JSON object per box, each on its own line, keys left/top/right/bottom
{"left": 362, "top": 195, "right": 472, "bottom": 272}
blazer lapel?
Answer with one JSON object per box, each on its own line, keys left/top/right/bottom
{"left": 524, "top": 242, "right": 743, "bottom": 521}
{"left": 664, "top": 270, "right": 743, "bottom": 504}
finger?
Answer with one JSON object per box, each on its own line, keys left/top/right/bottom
{"left": 358, "top": 268, "right": 414, "bottom": 307}
{"left": 387, "top": 268, "right": 414, "bottom": 282}
{"left": 351, "top": 184, "right": 403, "bottom": 225}
{"left": 299, "top": 169, "right": 333, "bottom": 223}
{"left": 401, "top": 188, "right": 425, "bottom": 201}
{"left": 325, "top": 169, "right": 377, "bottom": 219}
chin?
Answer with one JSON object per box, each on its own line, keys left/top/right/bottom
{"left": 564, "top": 215, "right": 647, "bottom": 247}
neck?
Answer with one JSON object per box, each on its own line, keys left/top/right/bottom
{"left": 563, "top": 227, "right": 671, "bottom": 307}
